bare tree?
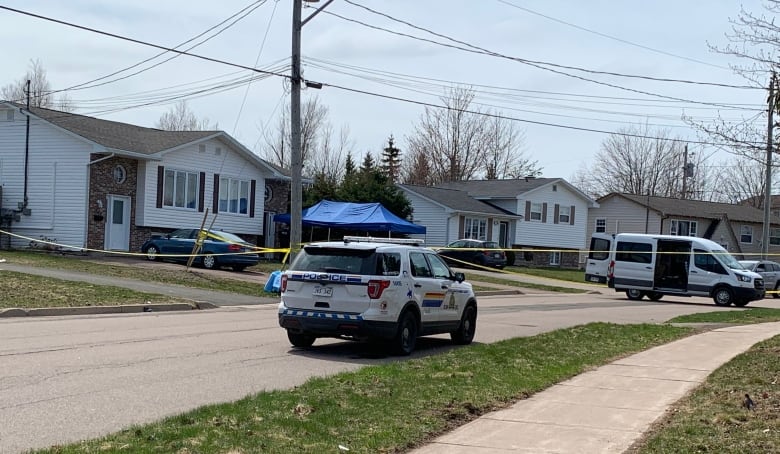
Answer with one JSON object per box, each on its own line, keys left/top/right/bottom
{"left": 405, "top": 86, "right": 536, "bottom": 184}
{"left": 2, "top": 59, "right": 74, "bottom": 111}
{"left": 713, "top": 152, "right": 779, "bottom": 205}
{"left": 310, "top": 124, "right": 351, "bottom": 183}
{"left": 261, "top": 96, "right": 328, "bottom": 171}
{"left": 575, "top": 124, "right": 715, "bottom": 199}
{"left": 156, "top": 100, "right": 217, "bottom": 131}
{"left": 401, "top": 147, "right": 433, "bottom": 186}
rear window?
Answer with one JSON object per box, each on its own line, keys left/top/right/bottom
{"left": 615, "top": 241, "right": 652, "bottom": 264}
{"left": 589, "top": 237, "right": 611, "bottom": 260}
{"left": 292, "top": 247, "right": 401, "bottom": 276}
{"left": 482, "top": 242, "right": 499, "bottom": 248}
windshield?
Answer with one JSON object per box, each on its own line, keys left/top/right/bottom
{"left": 715, "top": 249, "right": 746, "bottom": 270}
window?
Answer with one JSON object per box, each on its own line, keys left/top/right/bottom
{"left": 670, "top": 219, "right": 697, "bottom": 237}
{"left": 530, "top": 203, "right": 542, "bottom": 221}
{"left": 558, "top": 206, "right": 570, "bottom": 224}
{"left": 771, "top": 228, "right": 780, "bottom": 246}
{"left": 589, "top": 237, "right": 610, "bottom": 260}
{"left": 615, "top": 241, "right": 652, "bottom": 264}
{"left": 693, "top": 249, "right": 726, "bottom": 274}
{"left": 376, "top": 253, "right": 401, "bottom": 276}
{"left": 740, "top": 225, "right": 753, "bottom": 244}
{"left": 219, "top": 177, "right": 250, "bottom": 215}
{"left": 464, "top": 217, "right": 487, "bottom": 240}
{"left": 549, "top": 251, "right": 561, "bottom": 265}
{"left": 409, "top": 252, "right": 432, "bottom": 278}
{"left": 427, "top": 253, "right": 451, "bottom": 279}
{"left": 595, "top": 218, "right": 606, "bottom": 233}
{"left": 163, "top": 169, "right": 198, "bottom": 209}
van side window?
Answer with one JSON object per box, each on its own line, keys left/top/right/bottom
{"left": 589, "top": 238, "right": 610, "bottom": 260}
{"left": 693, "top": 249, "right": 727, "bottom": 274}
{"left": 615, "top": 241, "right": 652, "bottom": 264}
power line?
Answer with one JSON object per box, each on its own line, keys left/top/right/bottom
{"left": 0, "top": 5, "right": 290, "bottom": 81}
{"left": 321, "top": 81, "right": 766, "bottom": 148}
{"left": 495, "top": 0, "right": 731, "bottom": 71}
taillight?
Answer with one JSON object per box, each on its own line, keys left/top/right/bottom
{"left": 227, "top": 244, "right": 241, "bottom": 252}
{"left": 281, "top": 274, "right": 288, "bottom": 292}
{"left": 607, "top": 260, "right": 615, "bottom": 278}
{"left": 367, "top": 280, "right": 390, "bottom": 299}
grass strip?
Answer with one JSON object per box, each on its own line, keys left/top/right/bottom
{"left": 0, "top": 251, "right": 278, "bottom": 298}
{"left": 668, "top": 307, "right": 780, "bottom": 324}
{"left": 504, "top": 266, "right": 585, "bottom": 283}
{"left": 635, "top": 333, "right": 780, "bottom": 454}
{"left": 37, "top": 323, "right": 690, "bottom": 454}
{"left": 0, "top": 270, "right": 188, "bottom": 309}
{"left": 464, "top": 272, "right": 586, "bottom": 294}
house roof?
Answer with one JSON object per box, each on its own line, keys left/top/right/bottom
{"left": 398, "top": 184, "right": 517, "bottom": 217}
{"left": 604, "top": 193, "right": 780, "bottom": 224}
{"left": 435, "top": 177, "right": 557, "bottom": 197}
{"left": 3, "top": 102, "right": 289, "bottom": 179}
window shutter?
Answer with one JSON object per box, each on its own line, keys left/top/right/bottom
{"left": 198, "top": 172, "right": 205, "bottom": 212}
{"left": 570, "top": 205, "right": 576, "bottom": 225}
{"left": 213, "top": 174, "right": 220, "bottom": 213}
{"left": 458, "top": 216, "right": 465, "bottom": 237}
{"left": 542, "top": 203, "right": 548, "bottom": 223}
{"left": 249, "top": 179, "right": 256, "bottom": 218}
{"left": 524, "top": 201, "right": 531, "bottom": 221}
{"left": 156, "top": 166, "right": 164, "bottom": 208}
{"left": 553, "top": 204, "right": 560, "bottom": 224}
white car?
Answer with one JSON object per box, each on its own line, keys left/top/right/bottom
{"left": 278, "top": 236, "right": 478, "bottom": 355}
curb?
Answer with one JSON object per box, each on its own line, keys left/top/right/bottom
{"left": 0, "top": 302, "right": 216, "bottom": 318}
{"left": 475, "top": 289, "right": 524, "bottom": 297}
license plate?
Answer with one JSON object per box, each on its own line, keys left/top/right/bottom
{"left": 313, "top": 286, "right": 333, "bottom": 297}
{"left": 589, "top": 276, "right": 601, "bottom": 282}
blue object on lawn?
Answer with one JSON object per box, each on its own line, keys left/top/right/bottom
{"left": 265, "top": 270, "right": 282, "bottom": 293}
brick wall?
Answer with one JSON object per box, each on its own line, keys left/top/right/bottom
{"left": 87, "top": 155, "right": 142, "bottom": 252}
{"left": 510, "top": 244, "right": 580, "bottom": 269}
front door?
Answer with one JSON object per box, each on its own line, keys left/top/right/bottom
{"left": 498, "top": 222, "right": 509, "bottom": 248}
{"left": 105, "top": 195, "right": 131, "bottom": 251}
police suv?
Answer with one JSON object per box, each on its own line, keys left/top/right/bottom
{"left": 278, "top": 236, "right": 478, "bottom": 355}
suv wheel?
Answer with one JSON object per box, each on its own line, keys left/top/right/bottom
{"left": 451, "top": 304, "right": 477, "bottom": 345}
{"left": 287, "top": 330, "right": 316, "bottom": 348}
{"left": 394, "top": 311, "right": 418, "bottom": 356}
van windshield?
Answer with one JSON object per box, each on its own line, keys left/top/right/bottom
{"left": 715, "top": 249, "right": 746, "bottom": 270}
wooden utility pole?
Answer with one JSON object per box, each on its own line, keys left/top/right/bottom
{"left": 681, "top": 143, "right": 688, "bottom": 200}
{"left": 761, "top": 71, "right": 776, "bottom": 259}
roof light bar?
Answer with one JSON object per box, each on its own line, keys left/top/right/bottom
{"left": 342, "top": 236, "right": 424, "bottom": 245}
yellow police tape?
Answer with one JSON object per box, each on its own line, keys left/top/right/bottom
{"left": 1, "top": 229, "right": 775, "bottom": 295}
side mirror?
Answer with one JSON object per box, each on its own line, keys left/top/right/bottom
{"left": 453, "top": 272, "right": 465, "bottom": 283}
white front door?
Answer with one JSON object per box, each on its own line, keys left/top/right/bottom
{"left": 105, "top": 195, "right": 131, "bottom": 251}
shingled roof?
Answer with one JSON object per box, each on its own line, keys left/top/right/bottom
{"left": 435, "top": 177, "right": 557, "bottom": 197}
{"left": 398, "top": 184, "right": 517, "bottom": 216}
{"left": 607, "top": 193, "right": 780, "bottom": 224}
{"left": 17, "top": 104, "right": 217, "bottom": 155}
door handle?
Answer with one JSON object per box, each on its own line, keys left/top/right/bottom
{"left": 441, "top": 285, "right": 449, "bottom": 290}
{"left": 645, "top": 266, "right": 652, "bottom": 269}
{"left": 690, "top": 270, "right": 698, "bottom": 274}
{"left": 414, "top": 283, "right": 422, "bottom": 288}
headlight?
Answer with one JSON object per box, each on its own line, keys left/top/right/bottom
{"left": 736, "top": 274, "right": 752, "bottom": 282}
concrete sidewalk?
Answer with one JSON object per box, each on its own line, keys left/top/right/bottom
{"left": 412, "top": 321, "right": 780, "bottom": 454}
{"left": 460, "top": 267, "right": 605, "bottom": 293}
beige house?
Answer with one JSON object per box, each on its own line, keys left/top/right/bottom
{"left": 587, "top": 193, "right": 780, "bottom": 259}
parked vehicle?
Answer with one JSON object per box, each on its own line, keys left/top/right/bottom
{"left": 141, "top": 229, "right": 260, "bottom": 271}
{"left": 739, "top": 260, "right": 780, "bottom": 298}
{"left": 585, "top": 233, "right": 764, "bottom": 306}
{"left": 277, "top": 236, "right": 477, "bottom": 355}
{"left": 437, "top": 239, "right": 507, "bottom": 269}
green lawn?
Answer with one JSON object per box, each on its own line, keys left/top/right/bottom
{"left": 504, "top": 266, "right": 586, "bottom": 283}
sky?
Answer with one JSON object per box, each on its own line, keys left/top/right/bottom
{"left": 0, "top": 0, "right": 770, "bottom": 181}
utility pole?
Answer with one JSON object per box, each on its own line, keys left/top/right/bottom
{"left": 762, "top": 71, "right": 776, "bottom": 259}
{"left": 290, "top": 0, "right": 332, "bottom": 262}
{"left": 681, "top": 143, "right": 688, "bottom": 200}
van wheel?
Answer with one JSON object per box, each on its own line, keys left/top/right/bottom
{"left": 393, "top": 311, "right": 418, "bottom": 356}
{"left": 733, "top": 299, "right": 750, "bottom": 307}
{"left": 287, "top": 330, "right": 316, "bottom": 348}
{"left": 451, "top": 304, "right": 477, "bottom": 345}
{"left": 626, "top": 289, "right": 645, "bottom": 300}
{"left": 647, "top": 292, "right": 664, "bottom": 301}
{"left": 712, "top": 287, "right": 734, "bottom": 306}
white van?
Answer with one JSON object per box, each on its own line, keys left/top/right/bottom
{"left": 585, "top": 233, "right": 765, "bottom": 306}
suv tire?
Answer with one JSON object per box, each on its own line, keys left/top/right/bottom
{"left": 287, "top": 330, "right": 316, "bottom": 348}
{"left": 451, "top": 304, "right": 477, "bottom": 345}
{"left": 394, "top": 311, "right": 418, "bottom": 356}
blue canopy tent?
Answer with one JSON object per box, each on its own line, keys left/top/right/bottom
{"left": 274, "top": 200, "right": 425, "bottom": 236}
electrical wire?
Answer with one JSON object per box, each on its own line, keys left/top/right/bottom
{"left": 495, "top": 0, "right": 731, "bottom": 71}
{"left": 342, "top": 0, "right": 755, "bottom": 90}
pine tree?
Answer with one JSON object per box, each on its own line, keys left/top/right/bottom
{"left": 360, "top": 152, "right": 376, "bottom": 172}
{"left": 380, "top": 135, "right": 402, "bottom": 183}
{"left": 344, "top": 152, "right": 356, "bottom": 176}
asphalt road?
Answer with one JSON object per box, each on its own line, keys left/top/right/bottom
{"left": 2, "top": 293, "right": 779, "bottom": 453}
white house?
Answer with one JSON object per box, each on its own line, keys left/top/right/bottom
{"left": 401, "top": 178, "right": 598, "bottom": 267}
{"left": 0, "top": 102, "right": 286, "bottom": 253}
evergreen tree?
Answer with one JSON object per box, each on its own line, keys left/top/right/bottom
{"left": 360, "top": 152, "right": 376, "bottom": 172}
{"left": 344, "top": 152, "right": 357, "bottom": 176}
{"left": 380, "top": 135, "right": 402, "bottom": 183}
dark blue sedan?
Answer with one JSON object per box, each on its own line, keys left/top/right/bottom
{"left": 141, "top": 229, "right": 260, "bottom": 271}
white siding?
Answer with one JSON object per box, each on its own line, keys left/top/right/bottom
{"left": 0, "top": 115, "right": 89, "bottom": 249}
{"left": 585, "top": 196, "right": 663, "bottom": 240}
{"left": 515, "top": 184, "right": 590, "bottom": 249}
{"left": 138, "top": 138, "right": 268, "bottom": 235}
{"left": 401, "top": 189, "right": 449, "bottom": 246}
